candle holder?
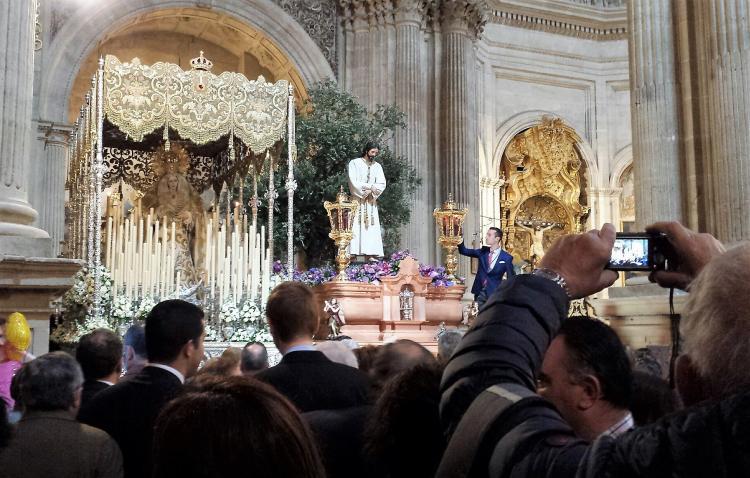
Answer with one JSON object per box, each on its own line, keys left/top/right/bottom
{"left": 324, "top": 187, "right": 359, "bottom": 281}
{"left": 433, "top": 193, "right": 468, "bottom": 278}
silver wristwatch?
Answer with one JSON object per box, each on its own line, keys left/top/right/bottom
{"left": 531, "top": 268, "right": 572, "bottom": 299}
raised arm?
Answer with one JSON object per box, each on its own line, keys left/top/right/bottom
{"left": 439, "top": 225, "right": 618, "bottom": 476}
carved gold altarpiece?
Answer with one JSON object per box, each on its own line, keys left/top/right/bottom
{"left": 499, "top": 117, "right": 589, "bottom": 270}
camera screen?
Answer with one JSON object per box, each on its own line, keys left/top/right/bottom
{"left": 610, "top": 237, "right": 650, "bottom": 269}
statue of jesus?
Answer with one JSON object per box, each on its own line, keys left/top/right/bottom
{"left": 347, "top": 142, "right": 386, "bottom": 258}
{"left": 516, "top": 221, "right": 555, "bottom": 265}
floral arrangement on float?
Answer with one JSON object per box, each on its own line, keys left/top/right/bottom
{"left": 52, "top": 266, "right": 273, "bottom": 345}
{"left": 271, "top": 250, "right": 465, "bottom": 287}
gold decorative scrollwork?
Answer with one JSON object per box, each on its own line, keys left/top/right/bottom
{"left": 499, "top": 117, "right": 589, "bottom": 269}
{"left": 103, "top": 55, "right": 289, "bottom": 152}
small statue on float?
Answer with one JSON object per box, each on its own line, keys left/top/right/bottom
{"left": 142, "top": 145, "right": 207, "bottom": 284}
{"left": 399, "top": 288, "right": 415, "bottom": 321}
{"left": 324, "top": 298, "right": 346, "bottom": 338}
{"left": 462, "top": 301, "right": 480, "bottom": 326}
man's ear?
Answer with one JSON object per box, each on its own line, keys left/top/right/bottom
{"left": 576, "top": 374, "right": 601, "bottom": 410}
{"left": 676, "top": 354, "right": 708, "bottom": 406}
{"left": 72, "top": 387, "right": 82, "bottom": 413}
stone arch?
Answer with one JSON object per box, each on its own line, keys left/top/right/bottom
{"left": 489, "top": 110, "right": 598, "bottom": 189}
{"left": 39, "top": 0, "right": 334, "bottom": 123}
{"left": 610, "top": 144, "right": 633, "bottom": 189}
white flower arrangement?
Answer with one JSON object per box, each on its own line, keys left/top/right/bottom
{"left": 215, "top": 298, "right": 269, "bottom": 343}
{"left": 135, "top": 296, "right": 157, "bottom": 321}
{"left": 53, "top": 265, "right": 116, "bottom": 344}
{"left": 111, "top": 295, "right": 134, "bottom": 323}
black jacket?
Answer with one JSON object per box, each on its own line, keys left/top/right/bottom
{"left": 256, "top": 350, "right": 370, "bottom": 412}
{"left": 80, "top": 379, "right": 110, "bottom": 409}
{"left": 439, "top": 274, "right": 750, "bottom": 477}
{"left": 78, "top": 366, "right": 182, "bottom": 478}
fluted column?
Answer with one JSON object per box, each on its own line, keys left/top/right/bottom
{"left": 693, "top": 0, "right": 750, "bottom": 242}
{"left": 440, "top": 1, "right": 485, "bottom": 278}
{"left": 35, "top": 122, "right": 73, "bottom": 257}
{"left": 394, "top": 0, "right": 428, "bottom": 259}
{"left": 627, "top": 0, "right": 683, "bottom": 229}
{"left": 351, "top": 1, "right": 370, "bottom": 102}
{"left": 340, "top": 1, "right": 355, "bottom": 92}
{"left": 0, "top": 0, "right": 50, "bottom": 255}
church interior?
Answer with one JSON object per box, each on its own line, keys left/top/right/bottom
{"left": 0, "top": 0, "right": 746, "bottom": 360}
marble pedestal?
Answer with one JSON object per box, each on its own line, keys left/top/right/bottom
{"left": 0, "top": 256, "right": 82, "bottom": 356}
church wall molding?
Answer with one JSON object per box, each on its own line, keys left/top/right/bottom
{"left": 38, "top": 0, "right": 333, "bottom": 123}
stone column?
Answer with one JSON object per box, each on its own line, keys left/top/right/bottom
{"left": 439, "top": 1, "right": 485, "bottom": 277}
{"left": 0, "top": 0, "right": 50, "bottom": 255}
{"left": 394, "top": 0, "right": 428, "bottom": 260}
{"left": 692, "top": 0, "right": 750, "bottom": 242}
{"left": 627, "top": 0, "right": 683, "bottom": 229}
{"left": 351, "top": 1, "right": 371, "bottom": 103}
{"left": 36, "top": 122, "right": 73, "bottom": 257}
{"left": 340, "top": 1, "right": 355, "bottom": 92}
{"left": 367, "top": 0, "right": 381, "bottom": 110}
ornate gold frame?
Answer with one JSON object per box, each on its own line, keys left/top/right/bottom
{"left": 499, "top": 117, "right": 589, "bottom": 269}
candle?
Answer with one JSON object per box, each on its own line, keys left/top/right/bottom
{"left": 106, "top": 217, "right": 113, "bottom": 268}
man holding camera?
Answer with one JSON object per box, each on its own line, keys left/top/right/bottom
{"left": 437, "top": 221, "right": 744, "bottom": 477}
{"left": 458, "top": 227, "right": 515, "bottom": 308}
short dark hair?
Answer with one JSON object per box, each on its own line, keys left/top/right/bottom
{"left": 241, "top": 342, "right": 269, "bottom": 373}
{"left": 365, "top": 363, "right": 445, "bottom": 477}
{"left": 488, "top": 227, "right": 503, "bottom": 240}
{"left": 362, "top": 141, "right": 379, "bottom": 156}
{"left": 557, "top": 317, "right": 632, "bottom": 409}
{"left": 124, "top": 324, "right": 147, "bottom": 358}
{"left": 76, "top": 328, "right": 123, "bottom": 380}
{"left": 145, "top": 300, "right": 204, "bottom": 363}
{"left": 370, "top": 340, "right": 436, "bottom": 395}
{"left": 14, "top": 352, "right": 83, "bottom": 411}
{"left": 153, "top": 376, "right": 325, "bottom": 478}
{"left": 265, "top": 282, "right": 320, "bottom": 343}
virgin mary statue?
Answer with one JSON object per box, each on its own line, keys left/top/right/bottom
{"left": 142, "top": 145, "right": 207, "bottom": 284}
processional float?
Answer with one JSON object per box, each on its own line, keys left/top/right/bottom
{"left": 65, "top": 52, "right": 297, "bottom": 327}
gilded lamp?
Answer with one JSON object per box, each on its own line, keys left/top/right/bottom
{"left": 324, "top": 187, "right": 359, "bottom": 280}
{"left": 433, "top": 193, "right": 468, "bottom": 278}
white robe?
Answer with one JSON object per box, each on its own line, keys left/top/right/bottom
{"left": 347, "top": 157, "right": 386, "bottom": 256}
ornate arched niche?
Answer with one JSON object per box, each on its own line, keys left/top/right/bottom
{"left": 498, "top": 117, "right": 589, "bottom": 270}
{"left": 66, "top": 8, "right": 310, "bottom": 123}
{"left": 618, "top": 164, "right": 635, "bottom": 231}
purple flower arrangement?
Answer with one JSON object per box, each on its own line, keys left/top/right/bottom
{"left": 272, "top": 251, "right": 465, "bottom": 287}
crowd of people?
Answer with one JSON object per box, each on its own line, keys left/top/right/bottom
{"left": 0, "top": 220, "right": 747, "bottom": 477}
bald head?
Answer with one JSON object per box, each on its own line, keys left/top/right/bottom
{"left": 240, "top": 342, "right": 269, "bottom": 375}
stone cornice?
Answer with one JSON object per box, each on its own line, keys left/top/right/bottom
{"left": 37, "top": 121, "right": 74, "bottom": 147}
{"left": 489, "top": 0, "right": 627, "bottom": 41}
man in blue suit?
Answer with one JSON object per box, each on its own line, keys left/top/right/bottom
{"left": 458, "top": 227, "right": 515, "bottom": 307}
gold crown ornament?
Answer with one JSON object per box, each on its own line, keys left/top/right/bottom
{"left": 190, "top": 51, "right": 213, "bottom": 71}
{"left": 151, "top": 144, "right": 190, "bottom": 177}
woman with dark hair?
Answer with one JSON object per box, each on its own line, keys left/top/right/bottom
{"left": 153, "top": 375, "right": 325, "bottom": 478}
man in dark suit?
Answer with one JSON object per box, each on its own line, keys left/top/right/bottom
{"left": 76, "top": 328, "right": 123, "bottom": 407}
{"left": 0, "top": 352, "right": 123, "bottom": 477}
{"left": 256, "top": 282, "right": 369, "bottom": 412}
{"left": 78, "top": 300, "right": 205, "bottom": 478}
{"left": 458, "top": 227, "right": 515, "bottom": 307}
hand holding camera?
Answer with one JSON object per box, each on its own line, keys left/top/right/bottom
{"left": 645, "top": 221, "right": 725, "bottom": 290}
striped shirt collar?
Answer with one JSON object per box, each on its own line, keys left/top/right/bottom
{"left": 601, "top": 411, "right": 634, "bottom": 438}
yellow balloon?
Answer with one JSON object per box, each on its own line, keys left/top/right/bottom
{"left": 5, "top": 312, "right": 31, "bottom": 361}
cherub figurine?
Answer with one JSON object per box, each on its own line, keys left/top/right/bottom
{"left": 462, "top": 301, "right": 480, "bottom": 326}
{"left": 324, "top": 298, "right": 346, "bottom": 338}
